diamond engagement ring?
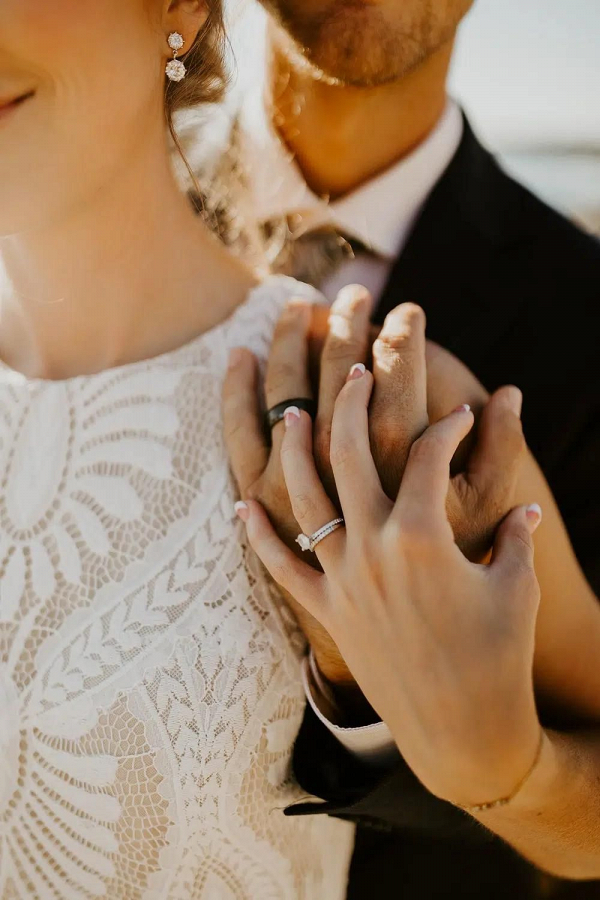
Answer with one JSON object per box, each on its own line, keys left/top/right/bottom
{"left": 296, "top": 518, "right": 345, "bottom": 553}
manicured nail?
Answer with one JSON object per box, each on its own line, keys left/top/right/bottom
{"left": 525, "top": 503, "right": 543, "bottom": 532}
{"left": 506, "top": 386, "right": 523, "bottom": 418}
{"left": 453, "top": 404, "right": 471, "bottom": 414}
{"left": 348, "top": 363, "right": 366, "bottom": 381}
{"left": 284, "top": 406, "right": 301, "bottom": 427}
{"left": 228, "top": 347, "right": 245, "bottom": 369}
{"left": 234, "top": 501, "right": 249, "bottom": 522}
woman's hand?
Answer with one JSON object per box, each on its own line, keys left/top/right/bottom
{"left": 223, "top": 290, "right": 525, "bottom": 689}
{"left": 236, "top": 364, "right": 544, "bottom": 809}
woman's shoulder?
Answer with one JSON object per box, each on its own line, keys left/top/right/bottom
{"left": 246, "top": 274, "right": 327, "bottom": 310}
{"left": 219, "top": 274, "right": 327, "bottom": 360}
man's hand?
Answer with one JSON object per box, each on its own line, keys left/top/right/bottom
{"left": 310, "top": 292, "right": 525, "bottom": 564}
{"left": 223, "top": 286, "right": 524, "bottom": 688}
{"left": 223, "top": 300, "right": 355, "bottom": 700}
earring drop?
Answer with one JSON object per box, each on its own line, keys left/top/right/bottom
{"left": 166, "top": 32, "right": 186, "bottom": 82}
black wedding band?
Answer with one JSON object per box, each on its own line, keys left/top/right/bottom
{"left": 265, "top": 398, "right": 316, "bottom": 431}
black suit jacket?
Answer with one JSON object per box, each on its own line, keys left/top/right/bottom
{"left": 287, "top": 118, "right": 600, "bottom": 898}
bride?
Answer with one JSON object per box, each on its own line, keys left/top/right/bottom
{"left": 0, "top": 1, "right": 354, "bottom": 897}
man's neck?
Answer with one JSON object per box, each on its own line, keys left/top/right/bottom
{"left": 268, "top": 34, "right": 454, "bottom": 200}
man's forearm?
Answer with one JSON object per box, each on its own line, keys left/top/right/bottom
{"left": 473, "top": 727, "right": 600, "bottom": 880}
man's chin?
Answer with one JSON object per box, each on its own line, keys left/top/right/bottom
{"left": 278, "top": 9, "right": 418, "bottom": 88}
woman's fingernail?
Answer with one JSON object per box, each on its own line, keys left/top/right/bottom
{"left": 284, "top": 406, "right": 301, "bottom": 427}
{"left": 234, "top": 501, "right": 249, "bottom": 522}
{"left": 228, "top": 347, "right": 245, "bottom": 369}
{"left": 525, "top": 503, "right": 543, "bottom": 532}
{"left": 348, "top": 363, "right": 366, "bottom": 381}
{"left": 453, "top": 404, "right": 471, "bottom": 414}
{"left": 506, "top": 386, "right": 523, "bottom": 418}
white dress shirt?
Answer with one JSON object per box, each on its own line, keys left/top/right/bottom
{"left": 242, "top": 87, "right": 463, "bottom": 303}
{"left": 241, "top": 83, "right": 464, "bottom": 764}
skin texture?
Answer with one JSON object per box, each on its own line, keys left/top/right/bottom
{"left": 224, "top": 290, "right": 526, "bottom": 693}
{"left": 242, "top": 387, "right": 544, "bottom": 811}
{"left": 229, "top": 0, "right": 600, "bottom": 878}
{"left": 259, "top": 0, "right": 474, "bottom": 87}
{"left": 225, "top": 294, "right": 600, "bottom": 721}
{"left": 227, "top": 299, "right": 600, "bottom": 879}
{"left": 0, "top": 0, "right": 252, "bottom": 380}
{"left": 261, "top": 0, "right": 473, "bottom": 197}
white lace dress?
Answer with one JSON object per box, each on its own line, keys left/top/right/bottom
{"left": 0, "top": 276, "right": 354, "bottom": 900}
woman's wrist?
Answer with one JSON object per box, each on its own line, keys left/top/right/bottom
{"left": 454, "top": 727, "right": 560, "bottom": 818}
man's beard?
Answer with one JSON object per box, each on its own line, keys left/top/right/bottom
{"left": 260, "top": 0, "right": 472, "bottom": 88}
{"left": 269, "top": 4, "right": 426, "bottom": 87}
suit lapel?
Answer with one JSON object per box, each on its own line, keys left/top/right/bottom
{"left": 375, "top": 118, "right": 538, "bottom": 386}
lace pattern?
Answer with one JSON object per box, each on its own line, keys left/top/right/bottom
{"left": 0, "top": 277, "right": 354, "bottom": 900}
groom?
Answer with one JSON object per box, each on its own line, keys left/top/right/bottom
{"left": 221, "top": 0, "right": 600, "bottom": 897}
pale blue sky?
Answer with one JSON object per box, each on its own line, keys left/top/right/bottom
{"left": 451, "top": 0, "right": 600, "bottom": 150}
{"left": 223, "top": 0, "right": 600, "bottom": 223}
{"left": 226, "top": 0, "right": 600, "bottom": 151}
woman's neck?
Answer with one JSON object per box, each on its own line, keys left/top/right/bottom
{"left": 0, "top": 135, "right": 254, "bottom": 380}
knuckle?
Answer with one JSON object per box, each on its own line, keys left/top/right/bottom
{"left": 512, "top": 528, "right": 534, "bottom": 556}
{"left": 247, "top": 475, "right": 286, "bottom": 510}
{"left": 267, "top": 360, "right": 301, "bottom": 391}
{"left": 279, "top": 442, "right": 297, "bottom": 471}
{"left": 525, "top": 573, "right": 541, "bottom": 606}
{"left": 330, "top": 436, "right": 357, "bottom": 470}
{"left": 498, "top": 406, "right": 526, "bottom": 446}
{"left": 468, "top": 485, "right": 509, "bottom": 524}
{"left": 323, "top": 334, "right": 365, "bottom": 364}
{"left": 409, "top": 431, "right": 443, "bottom": 464}
{"left": 374, "top": 330, "right": 415, "bottom": 357}
{"left": 245, "top": 480, "right": 265, "bottom": 504}
{"left": 399, "top": 515, "right": 435, "bottom": 553}
{"left": 508, "top": 567, "right": 540, "bottom": 614}
{"left": 290, "top": 491, "right": 318, "bottom": 522}
{"left": 223, "top": 416, "right": 246, "bottom": 447}
{"left": 508, "top": 424, "right": 526, "bottom": 459}
{"left": 520, "top": 564, "right": 539, "bottom": 591}
{"left": 271, "top": 561, "right": 292, "bottom": 589}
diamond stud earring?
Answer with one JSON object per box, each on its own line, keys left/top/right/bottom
{"left": 166, "top": 32, "right": 186, "bottom": 82}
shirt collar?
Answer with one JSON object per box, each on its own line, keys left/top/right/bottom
{"left": 241, "top": 79, "right": 464, "bottom": 260}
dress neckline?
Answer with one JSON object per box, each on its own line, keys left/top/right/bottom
{"left": 0, "top": 275, "right": 297, "bottom": 389}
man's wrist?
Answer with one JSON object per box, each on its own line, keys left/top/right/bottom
{"left": 308, "top": 649, "right": 380, "bottom": 727}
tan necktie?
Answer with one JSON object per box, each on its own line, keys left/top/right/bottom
{"left": 261, "top": 217, "right": 368, "bottom": 289}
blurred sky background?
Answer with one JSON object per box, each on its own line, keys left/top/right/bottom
{"left": 222, "top": 0, "right": 600, "bottom": 232}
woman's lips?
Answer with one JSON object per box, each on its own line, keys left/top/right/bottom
{"left": 0, "top": 91, "right": 34, "bottom": 121}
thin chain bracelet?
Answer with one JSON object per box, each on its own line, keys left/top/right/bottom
{"left": 456, "top": 727, "right": 545, "bottom": 814}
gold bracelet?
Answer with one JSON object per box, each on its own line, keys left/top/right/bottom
{"left": 456, "top": 727, "right": 545, "bottom": 814}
